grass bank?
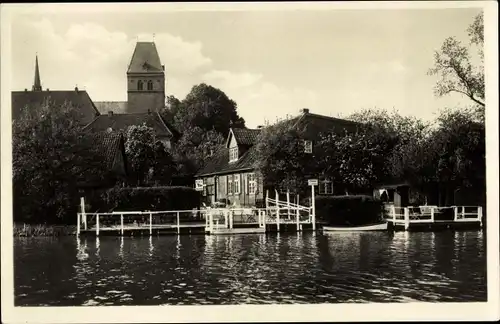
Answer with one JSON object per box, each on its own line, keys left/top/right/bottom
{"left": 14, "top": 223, "right": 76, "bottom": 237}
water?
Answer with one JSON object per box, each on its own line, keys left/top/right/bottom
{"left": 14, "top": 231, "right": 486, "bottom": 306}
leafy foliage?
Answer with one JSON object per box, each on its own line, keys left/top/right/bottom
{"left": 124, "top": 124, "right": 176, "bottom": 186}
{"left": 315, "top": 195, "right": 384, "bottom": 226}
{"left": 253, "top": 118, "right": 315, "bottom": 194}
{"left": 428, "top": 12, "right": 484, "bottom": 114}
{"left": 160, "top": 84, "right": 246, "bottom": 173}
{"left": 12, "top": 101, "right": 109, "bottom": 224}
{"left": 103, "top": 186, "right": 201, "bottom": 212}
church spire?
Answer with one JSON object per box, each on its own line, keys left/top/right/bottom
{"left": 32, "top": 55, "right": 42, "bottom": 91}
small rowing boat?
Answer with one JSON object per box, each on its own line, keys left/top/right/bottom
{"left": 322, "top": 222, "right": 388, "bottom": 232}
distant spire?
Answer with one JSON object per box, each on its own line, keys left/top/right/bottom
{"left": 32, "top": 54, "right": 42, "bottom": 91}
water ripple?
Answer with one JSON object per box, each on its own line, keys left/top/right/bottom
{"left": 14, "top": 231, "right": 486, "bottom": 306}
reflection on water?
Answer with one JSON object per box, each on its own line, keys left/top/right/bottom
{"left": 14, "top": 231, "right": 486, "bottom": 306}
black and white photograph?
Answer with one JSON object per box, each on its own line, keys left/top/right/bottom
{"left": 1, "top": 2, "right": 498, "bottom": 323}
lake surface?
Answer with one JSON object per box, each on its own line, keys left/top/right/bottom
{"left": 14, "top": 231, "right": 486, "bottom": 306}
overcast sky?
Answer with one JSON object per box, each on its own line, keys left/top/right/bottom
{"left": 9, "top": 4, "right": 483, "bottom": 128}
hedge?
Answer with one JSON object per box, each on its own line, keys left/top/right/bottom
{"left": 93, "top": 186, "right": 201, "bottom": 212}
{"left": 315, "top": 195, "right": 385, "bottom": 226}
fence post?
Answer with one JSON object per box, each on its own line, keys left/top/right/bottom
{"left": 296, "top": 206, "right": 300, "bottom": 232}
{"left": 209, "top": 210, "right": 214, "bottom": 233}
{"left": 430, "top": 207, "right": 435, "bottom": 222}
{"left": 120, "top": 214, "right": 124, "bottom": 236}
{"left": 392, "top": 206, "right": 396, "bottom": 222}
{"left": 96, "top": 214, "right": 100, "bottom": 237}
{"left": 225, "top": 210, "right": 229, "bottom": 229}
{"left": 77, "top": 213, "right": 81, "bottom": 236}
{"left": 149, "top": 212, "right": 153, "bottom": 236}
{"left": 462, "top": 206, "right": 465, "bottom": 219}
{"left": 80, "top": 197, "right": 86, "bottom": 231}
{"left": 177, "top": 212, "right": 180, "bottom": 235}
{"left": 478, "top": 206, "right": 483, "bottom": 227}
{"left": 454, "top": 206, "right": 458, "bottom": 221}
{"left": 229, "top": 210, "right": 234, "bottom": 229}
{"left": 311, "top": 183, "right": 316, "bottom": 231}
{"left": 287, "top": 190, "right": 291, "bottom": 220}
{"left": 404, "top": 207, "right": 410, "bottom": 231}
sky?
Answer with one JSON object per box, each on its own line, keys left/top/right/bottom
{"left": 8, "top": 4, "right": 483, "bottom": 128}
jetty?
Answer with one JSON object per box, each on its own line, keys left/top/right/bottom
{"left": 76, "top": 192, "right": 316, "bottom": 236}
{"left": 384, "top": 205, "right": 483, "bottom": 231}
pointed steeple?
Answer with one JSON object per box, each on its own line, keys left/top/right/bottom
{"left": 32, "top": 55, "right": 42, "bottom": 91}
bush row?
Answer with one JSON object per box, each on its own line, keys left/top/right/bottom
{"left": 86, "top": 186, "right": 201, "bottom": 213}
{"left": 315, "top": 195, "right": 385, "bottom": 226}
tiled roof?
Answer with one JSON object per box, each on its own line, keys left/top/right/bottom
{"left": 127, "top": 42, "right": 163, "bottom": 74}
{"left": 196, "top": 146, "right": 259, "bottom": 177}
{"left": 90, "top": 132, "right": 125, "bottom": 170}
{"left": 11, "top": 90, "right": 100, "bottom": 125}
{"left": 231, "top": 128, "right": 261, "bottom": 146}
{"left": 82, "top": 112, "right": 178, "bottom": 138}
{"left": 94, "top": 101, "right": 128, "bottom": 114}
{"left": 196, "top": 110, "right": 362, "bottom": 177}
{"left": 77, "top": 133, "right": 127, "bottom": 186}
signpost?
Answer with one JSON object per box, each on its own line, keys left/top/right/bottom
{"left": 308, "top": 179, "right": 318, "bottom": 230}
{"left": 195, "top": 179, "right": 204, "bottom": 192}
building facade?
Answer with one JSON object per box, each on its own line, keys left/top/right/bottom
{"left": 195, "top": 109, "right": 360, "bottom": 207}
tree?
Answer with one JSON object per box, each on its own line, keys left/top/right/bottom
{"left": 173, "top": 126, "right": 225, "bottom": 174}
{"left": 124, "top": 124, "right": 176, "bottom": 186}
{"left": 347, "top": 108, "right": 431, "bottom": 187}
{"left": 12, "top": 101, "right": 107, "bottom": 224}
{"left": 315, "top": 129, "right": 394, "bottom": 194}
{"left": 422, "top": 107, "right": 485, "bottom": 205}
{"left": 174, "top": 83, "right": 245, "bottom": 136}
{"left": 253, "top": 119, "right": 315, "bottom": 195}
{"left": 428, "top": 12, "right": 484, "bottom": 112}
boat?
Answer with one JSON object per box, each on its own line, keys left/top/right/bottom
{"left": 322, "top": 222, "right": 388, "bottom": 232}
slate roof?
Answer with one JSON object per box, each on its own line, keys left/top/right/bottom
{"left": 196, "top": 110, "right": 362, "bottom": 177}
{"left": 11, "top": 90, "right": 100, "bottom": 126}
{"left": 94, "top": 101, "right": 128, "bottom": 114}
{"left": 82, "top": 111, "right": 179, "bottom": 139}
{"left": 127, "top": 42, "right": 163, "bottom": 74}
{"left": 230, "top": 128, "right": 261, "bottom": 146}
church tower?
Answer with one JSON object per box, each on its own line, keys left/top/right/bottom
{"left": 32, "top": 55, "right": 42, "bottom": 91}
{"left": 126, "top": 42, "right": 165, "bottom": 113}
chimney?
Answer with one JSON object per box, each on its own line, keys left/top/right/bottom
{"left": 24, "top": 88, "right": 27, "bottom": 92}
{"left": 147, "top": 108, "right": 152, "bottom": 115}
{"left": 162, "top": 65, "right": 165, "bottom": 71}
{"left": 301, "top": 108, "right": 310, "bottom": 114}
{"left": 75, "top": 86, "right": 79, "bottom": 92}
{"left": 46, "top": 88, "right": 50, "bottom": 91}
{"left": 108, "top": 111, "right": 114, "bottom": 117}
{"left": 257, "top": 125, "right": 264, "bottom": 129}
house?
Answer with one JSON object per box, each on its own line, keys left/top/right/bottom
{"left": 82, "top": 110, "right": 179, "bottom": 149}
{"left": 195, "top": 108, "right": 360, "bottom": 207}
{"left": 77, "top": 132, "right": 129, "bottom": 190}
{"left": 11, "top": 56, "right": 100, "bottom": 126}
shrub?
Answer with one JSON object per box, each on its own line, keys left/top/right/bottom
{"left": 315, "top": 195, "right": 384, "bottom": 226}
{"left": 102, "top": 186, "right": 201, "bottom": 212}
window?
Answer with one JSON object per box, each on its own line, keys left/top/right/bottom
{"left": 229, "top": 147, "right": 239, "bottom": 162}
{"left": 234, "top": 174, "right": 241, "bottom": 194}
{"left": 319, "top": 179, "right": 334, "bottom": 195}
{"left": 138, "top": 80, "right": 144, "bottom": 90}
{"left": 248, "top": 173, "right": 257, "bottom": 195}
{"left": 304, "top": 140, "right": 313, "bottom": 154}
{"left": 228, "top": 176, "right": 233, "bottom": 195}
{"left": 147, "top": 80, "right": 153, "bottom": 90}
